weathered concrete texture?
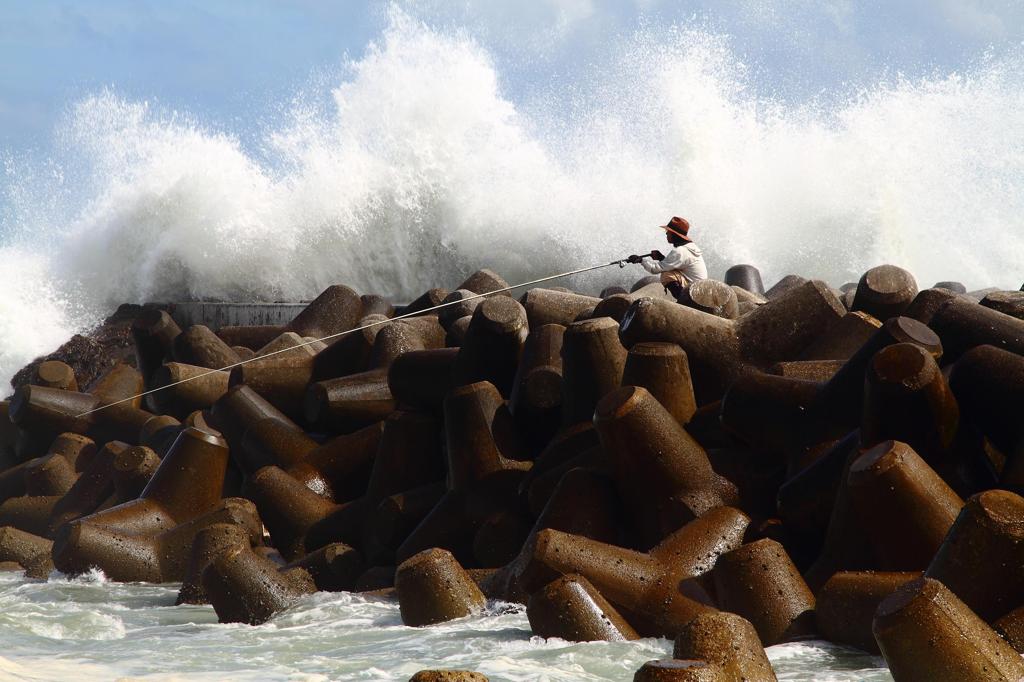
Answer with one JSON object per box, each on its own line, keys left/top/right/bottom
{"left": 395, "top": 548, "right": 486, "bottom": 627}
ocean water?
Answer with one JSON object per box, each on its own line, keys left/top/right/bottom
{"left": 0, "top": 570, "right": 890, "bottom": 682}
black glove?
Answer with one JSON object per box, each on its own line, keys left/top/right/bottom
{"left": 649, "top": 249, "right": 665, "bottom": 261}
{"left": 626, "top": 254, "right": 643, "bottom": 264}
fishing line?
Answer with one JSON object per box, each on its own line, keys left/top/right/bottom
{"left": 74, "top": 258, "right": 631, "bottom": 418}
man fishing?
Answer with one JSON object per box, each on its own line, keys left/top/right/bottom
{"left": 627, "top": 216, "right": 708, "bottom": 300}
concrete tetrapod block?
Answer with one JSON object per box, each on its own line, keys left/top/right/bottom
{"left": 237, "top": 417, "right": 318, "bottom": 475}
{"left": 724, "top": 264, "right": 765, "bottom": 295}
{"left": 764, "top": 275, "right": 807, "bottom": 301}
{"left": 673, "top": 611, "right": 777, "bottom": 681}
{"left": 54, "top": 497, "right": 262, "bottom": 582}
{"left": 131, "top": 308, "right": 181, "bottom": 387}
{"left": 619, "top": 280, "right": 844, "bottom": 404}
{"left": 9, "top": 385, "right": 154, "bottom": 446}
{"left": 846, "top": 440, "right": 963, "bottom": 571}
{"left": 387, "top": 347, "right": 459, "bottom": 412}
{"left": 925, "top": 489, "right": 1024, "bottom": 622}
{"left": 719, "top": 371, "right": 820, "bottom": 461}
{"left": 519, "top": 288, "right": 600, "bottom": 328}
{"left": 456, "top": 269, "right": 510, "bottom": 297}
{"left": 287, "top": 284, "right": 362, "bottom": 338}
{"left": 509, "top": 324, "right": 565, "bottom": 450}
{"left": 404, "top": 288, "right": 449, "bottom": 316}
{"left": 45, "top": 432, "right": 97, "bottom": 474}
{"left": 244, "top": 465, "right": 338, "bottom": 561}
{"left": 362, "top": 482, "right": 447, "bottom": 565}
{"left": 35, "top": 360, "right": 78, "bottom": 391}
{"left": 595, "top": 386, "right": 737, "bottom": 548}
{"left": 518, "top": 506, "right": 749, "bottom": 637}
{"left": 482, "top": 467, "right": 623, "bottom": 604}
{"left": 561, "top": 317, "right": 627, "bottom": 427}
{"left": 807, "top": 316, "right": 942, "bottom": 443}
{"left": 448, "top": 311, "right": 475, "bottom": 342}
{"left": 149, "top": 363, "right": 230, "bottom": 418}
{"left": 928, "top": 295, "right": 1024, "bottom": 362}
{"left": 46, "top": 441, "right": 130, "bottom": 536}
{"left": 74, "top": 427, "right": 231, "bottom": 537}
{"left": 368, "top": 318, "right": 446, "bottom": 371}
{"left": 209, "top": 383, "right": 303, "bottom": 452}
{"left": 202, "top": 542, "right": 316, "bottom": 625}
{"left": 851, "top": 265, "right": 918, "bottom": 322}
{"left": 815, "top": 571, "right": 918, "bottom": 654}
{"left": 408, "top": 672, "right": 488, "bottom": 682}
{"left": 172, "top": 324, "right": 241, "bottom": 369}
{"left": 451, "top": 296, "right": 529, "bottom": 397}
{"left": 437, "top": 290, "right": 481, "bottom": 330}
{"left": 24, "top": 453, "right": 78, "bottom": 497}
{"left": 304, "top": 369, "right": 395, "bottom": 433}
{"left": 712, "top": 538, "right": 816, "bottom": 645}
{"left": 981, "top": 291, "right": 1024, "bottom": 320}
{"left": 284, "top": 543, "right": 364, "bottom": 592}
{"left": 177, "top": 522, "right": 255, "bottom": 605}
{"left": 679, "top": 280, "right": 739, "bottom": 320}
{"left": 287, "top": 421, "right": 384, "bottom": 502}
{"left": 229, "top": 360, "right": 313, "bottom": 424}
{"left": 306, "top": 410, "right": 445, "bottom": 552}
{"left": 0, "top": 526, "right": 54, "bottom": 577}
{"left": 109, "top": 445, "right": 161, "bottom": 503}
{"left": 995, "top": 605, "right": 1024, "bottom": 653}
{"left": 766, "top": 359, "right": 844, "bottom": 382}
{"left": 0, "top": 496, "right": 61, "bottom": 538}
{"left": 873, "top": 576, "right": 1024, "bottom": 682}
{"left": 395, "top": 548, "right": 486, "bottom": 627}
{"left": 948, "top": 345, "right": 1024, "bottom": 464}
{"left": 621, "top": 342, "right": 697, "bottom": 425}
{"left": 633, "top": 660, "right": 729, "bottom": 682}
{"left": 798, "top": 311, "right": 881, "bottom": 362}
{"left": 310, "top": 313, "right": 389, "bottom": 380}
{"left": 526, "top": 573, "right": 639, "bottom": 642}
{"left": 861, "top": 343, "right": 960, "bottom": 475}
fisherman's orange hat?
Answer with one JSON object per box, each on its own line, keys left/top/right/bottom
{"left": 659, "top": 216, "right": 692, "bottom": 242}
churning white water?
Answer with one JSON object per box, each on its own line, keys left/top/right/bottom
{"left": 0, "top": 571, "right": 890, "bottom": 681}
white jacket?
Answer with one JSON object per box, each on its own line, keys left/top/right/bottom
{"left": 641, "top": 242, "right": 708, "bottom": 286}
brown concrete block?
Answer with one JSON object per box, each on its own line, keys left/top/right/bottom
{"left": 362, "top": 482, "right": 447, "bottom": 565}
{"left": 679, "top": 280, "right": 739, "bottom": 319}
{"left": 89, "top": 362, "right": 145, "bottom": 409}
{"left": 798, "top": 311, "right": 881, "bottom": 362}
{"left": 173, "top": 324, "right": 242, "bottom": 369}
{"left": 926, "top": 489, "right": 1024, "bottom": 621}
{"left": 288, "top": 284, "right": 362, "bottom": 338}
{"left": 981, "top": 291, "right": 1024, "bottom": 320}
{"left": 712, "top": 538, "right": 816, "bottom": 645}
{"left": 816, "top": 571, "right": 917, "bottom": 653}
{"left": 527, "top": 573, "right": 639, "bottom": 641}
{"left": 177, "top": 522, "right": 255, "bottom": 604}
{"left": 409, "top": 672, "right": 488, "bottom": 682}
{"left": 35, "top": 360, "right": 78, "bottom": 391}
{"left": 929, "top": 295, "right": 1024, "bottom": 362}
{"left": 456, "top": 269, "right": 510, "bottom": 297}
{"left": 369, "top": 317, "right": 446, "bottom": 370}
{"left": 596, "top": 386, "right": 737, "bottom": 547}
{"left": 0, "top": 526, "right": 53, "bottom": 575}
{"left": 149, "top": 363, "right": 229, "bottom": 418}
{"left": 210, "top": 383, "right": 302, "bottom": 453}
{"left": 851, "top": 265, "right": 918, "bottom": 321}
{"left": 764, "top": 275, "right": 807, "bottom": 300}
{"left": 24, "top": 453, "right": 78, "bottom": 497}
{"left": 621, "top": 342, "right": 697, "bottom": 425}
{"left": 452, "top": 297, "right": 529, "bottom": 397}
{"left": 47, "top": 441, "right": 129, "bottom": 535}
{"left": 244, "top": 465, "right": 337, "bottom": 561}
{"left": 203, "top": 542, "right": 315, "bottom": 624}
{"left": 387, "top": 348, "right": 459, "bottom": 412}
{"left": 509, "top": 324, "right": 564, "bottom": 449}
{"left": 847, "top": 441, "right": 963, "bottom": 571}
{"left": 304, "top": 368, "right": 395, "bottom": 432}
{"left": 520, "top": 288, "right": 600, "bottom": 328}
{"left": 395, "top": 548, "right": 486, "bottom": 626}
{"left": 673, "top": 611, "right": 777, "bottom": 681}
{"left": 873, "top": 576, "right": 1024, "bottom": 681}
{"left": 561, "top": 317, "right": 627, "bottom": 426}
{"left": 404, "top": 288, "right": 449, "bottom": 316}
{"left": 311, "top": 313, "right": 389, "bottom": 380}
{"left": 54, "top": 497, "right": 261, "bottom": 582}
{"left": 131, "top": 308, "right": 181, "bottom": 387}
{"left": 633, "top": 660, "right": 729, "bottom": 681}
{"left": 287, "top": 421, "right": 384, "bottom": 502}
{"left": 724, "top": 264, "right": 764, "bottom": 295}
{"left": 766, "top": 359, "right": 844, "bottom": 382}
{"left": 0, "top": 496, "right": 60, "bottom": 537}
{"left": 284, "top": 542, "right": 364, "bottom": 592}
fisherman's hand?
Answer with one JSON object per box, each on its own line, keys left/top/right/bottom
{"left": 626, "top": 254, "right": 643, "bottom": 264}
{"left": 650, "top": 250, "right": 665, "bottom": 261}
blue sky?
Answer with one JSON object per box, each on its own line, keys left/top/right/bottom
{"left": 1, "top": 0, "right": 1021, "bottom": 155}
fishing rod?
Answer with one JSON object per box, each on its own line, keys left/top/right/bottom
{"left": 74, "top": 257, "right": 637, "bottom": 419}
